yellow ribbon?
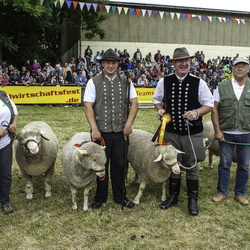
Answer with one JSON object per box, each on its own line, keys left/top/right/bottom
{"left": 158, "top": 113, "right": 172, "bottom": 145}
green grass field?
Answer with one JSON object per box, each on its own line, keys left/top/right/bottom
{"left": 0, "top": 105, "right": 249, "bottom": 250}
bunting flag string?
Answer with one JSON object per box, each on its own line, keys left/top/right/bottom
{"left": 47, "top": 0, "right": 249, "bottom": 25}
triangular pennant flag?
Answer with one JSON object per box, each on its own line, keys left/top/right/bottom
{"left": 105, "top": 5, "right": 111, "bottom": 13}
{"left": 92, "top": 3, "right": 98, "bottom": 12}
{"left": 222, "top": 17, "right": 226, "bottom": 22}
{"left": 117, "top": 7, "right": 122, "bottom": 14}
{"left": 213, "top": 16, "right": 217, "bottom": 22}
{"left": 197, "top": 15, "right": 202, "bottom": 21}
{"left": 207, "top": 16, "right": 212, "bottom": 22}
{"left": 111, "top": 6, "right": 116, "bottom": 13}
{"left": 99, "top": 4, "right": 104, "bottom": 11}
{"left": 170, "top": 12, "right": 175, "bottom": 19}
{"left": 73, "top": 1, "right": 78, "bottom": 10}
{"left": 79, "top": 2, "right": 85, "bottom": 11}
{"left": 130, "top": 8, "right": 135, "bottom": 15}
{"left": 86, "top": 3, "right": 91, "bottom": 11}
{"left": 232, "top": 18, "right": 237, "bottom": 23}
{"left": 123, "top": 7, "right": 128, "bottom": 14}
{"left": 159, "top": 11, "right": 164, "bottom": 19}
{"left": 192, "top": 14, "right": 196, "bottom": 18}
{"left": 218, "top": 17, "right": 222, "bottom": 22}
{"left": 165, "top": 12, "right": 170, "bottom": 19}
{"left": 187, "top": 14, "right": 192, "bottom": 20}
{"left": 147, "top": 10, "right": 152, "bottom": 17}
{"left": 41, "top": 0, "right": 44, "bottom": 4}
{"left": 226, "top": 18, "right": 231, "bottom": 23}
{"left": 181, "top": 14, "right": 186, "bottom": 20}
{"left": 202, "top": 16, "right": 207, "bottom": 21}
{"left": 59, "top": 0, "right": 65, "bottom": 7}
{"left": 66, "top": 1, "right": 71, "bottom": 9}
{"left": 241, "top": 19, "right": 245, "bottom": 24}
{"left": 176, "top": 13, "right": 181, "bottom": 19}
{"left": 54, "top": 0, "right": 58, "bottom": 7}
{"left": 136, "top": 9, "right": 141, "bottom": 16}
{"left": 153, "top": 11, "right": 158, "bottom": 17}
{"left": 141, "top": 9, "right": 146, "bottom": 17}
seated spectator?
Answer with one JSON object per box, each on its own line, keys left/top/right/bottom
{"left": 43, "top": 63, "right": 53, "bottom": 75}
{"left": 135, "top": 74, "right": 152, "bottom": 87}
{"left": 62, "top": 62, "right": 72, "bottom": 84}
{"left": 24, "top": 59, "right": 32, "bottom": 74}
{"left": 21, "top": 71, "right": 33, "bottom": 86}
{"left": 0, "top": 70, "right": 9, "bottom": 87}
{"left": 51, "top": 71, "right": 64, "bottom": 85}
{"left": 34, "top": 69, "right": 49, "bottom": 86}
{"left": 53, "top": 63, "right": 62, "bottom": 76}
{"left": 68, "top": 57, "right": 76, "bottom": 73}
{"left": 76, "top": 58, "right": 85, "bottom": 70}
{"left": 150, "top": 75, "right": 158, "bottom": 87}
{"left": 9, "top": 68, "right": 20, "bottom": 85}
{"left": 145, "top": 59, "right": 153, "bottom": 70}
{"left": 75, "top": 71, "right": 87, "bottom": 106}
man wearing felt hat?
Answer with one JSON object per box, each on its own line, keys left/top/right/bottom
{"left": 212, "top": 57, "right": 250, "bottom": 206}
{"left": 84, "top": 48, "right": 139, "bottom": 209}
{"left": 152, "top": 47, "right": 214, "bottom": 216}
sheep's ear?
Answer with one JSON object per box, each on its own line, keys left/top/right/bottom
{"left": 154, "top": 153, "right": 163, "bottom": 162}
{"left": 78, "top": 149, "right": 88, "bottom": 155}
{"left": 176, "top": 149, "right": 185, "bottom": 154}
{"left": 40, "top": 131, "right": 50, "bottom": 141}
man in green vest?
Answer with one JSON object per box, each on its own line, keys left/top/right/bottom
{"left": 84, "top": 48, "right": 139, "bottom": 209}
{"left": 212, "top": 57, "right": 250, "bottom": 205}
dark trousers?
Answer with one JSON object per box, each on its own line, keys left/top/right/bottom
{"left": 94, "top": 131, "right": 126, "bottom": 203}
{"left": 0, "top": 143, "right": 13, "bottom": 206}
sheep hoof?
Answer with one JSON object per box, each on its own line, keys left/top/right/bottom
{"left": 72, "top": 204, "right": 77, "bottom": 210}
{"left": 133, "top": 199, "right": 140, "bottom": 205}
{"left": 45, "top": 192, "right": 51, "bottom": 198}
{"left": 26, "top": 194, "right": 33, "bottom": 200}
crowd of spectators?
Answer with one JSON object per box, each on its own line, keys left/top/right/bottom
{"left": 1, "top": 46, "right": 250, "bottom": 93}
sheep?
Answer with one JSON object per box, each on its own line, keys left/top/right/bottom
{"left": 61, "top": 132, "right": 106, "bottom": 211}
{"left": 199, "top": 121, "right": 237, "bottom": 170}
{"left": 15, "top": 121, "right": 59, "bottom": 199}
{"left": 127, "top": 129, "right": 185, "bottom": 205}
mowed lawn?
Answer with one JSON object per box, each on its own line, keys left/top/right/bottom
{"left": 0, "top": 105, "right": 249, "bottom": 250}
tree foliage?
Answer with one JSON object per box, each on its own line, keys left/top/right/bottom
{"left": 0, "top": 0, "right": 108, "bottom": 68}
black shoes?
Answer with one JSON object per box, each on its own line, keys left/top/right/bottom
{"left": 91, "top": 201, "right": 104, "bottom": 209}
{"left": 161, "top": 196, "right": 178, "bottom": 209}
{"left": 119, "top": 198, "right": 135, "bottom": 208}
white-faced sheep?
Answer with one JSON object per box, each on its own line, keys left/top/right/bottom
{"left": 199, "top": 121, "right": 237, "bottom": 170}
{"left": 61, "top": 132, "right": 106, "bottom": 211}
{"left": 15, "top": 121, "right": 59, "bottom": 199}
{"left": 127, "top": 129, "right": 184, "bottom": 205}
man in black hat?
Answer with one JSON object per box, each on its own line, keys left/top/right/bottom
{"left": 84, "top": 48, "right": 139, "bottom": 209}
{"left": 152, "top": 47, "right": 214, "bottom": 216}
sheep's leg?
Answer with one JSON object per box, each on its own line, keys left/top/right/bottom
{"left": 44, "top": 166, "right": 54, "bottom": 198}
{"left": 199, "top": 162, "right": 204, "bottom": 171}
{"left": 133, "top": 182, "right": 146, "bottom": 205}
{"left": 209, "top": 152, "right": 213, "bottom": 169}
{"left": 20, "top": 170, "right": 33, "bottom": 199}
{"left": 44, "top": 179, "right": 52, "bottom": 198}
{"left": 161, "top": 181, "right": 167, "bottom": 201}
{"left": 70, "top": 186, "right": 78, "bottom": 210}
{"left": 83, "top": 187, "right": 91, "bottom": 211}
{"left": 26, "top": 180, "right": 33, "bottom": 200}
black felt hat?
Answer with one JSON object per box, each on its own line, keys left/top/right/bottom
{"left": 100, "top": 48, "right": 120, "bottom": 62}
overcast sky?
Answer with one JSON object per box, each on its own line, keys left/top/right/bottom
{"left": 110, "top": 0, "right": 250, "bottom": 13}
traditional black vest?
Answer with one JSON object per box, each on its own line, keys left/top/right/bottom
{"left": 163, "top": 73, "right": 203, "bottom": 135}
{"left": 92, "top": 72, "right": 128, "bottom": 133}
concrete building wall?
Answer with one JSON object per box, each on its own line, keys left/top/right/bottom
{"left": 62, "top": 10, "right": 250, "bottom": 62}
